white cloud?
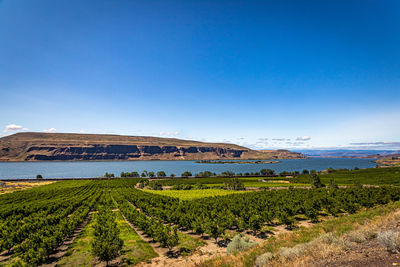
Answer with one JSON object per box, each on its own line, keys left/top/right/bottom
{"left": 43, "top": 128, "right": 57, "bottom": 133}
{"left": 159, "top": 131, "right": 180, "bottom": 137}
{"left": 3, "top": 124, "right": 29, "bottom": 133}
{"left": 79, "top": 129, "right": 88, "bottom": 133}
{"left": 272, "top": 138, "right": 290, "bottom": 141}
{"left": 296, "top": 136, "right": 311, "bottom": 141}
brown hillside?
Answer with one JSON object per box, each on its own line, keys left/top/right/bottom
{"left": 0, "top": 132, "right": 306, "bottom": 161}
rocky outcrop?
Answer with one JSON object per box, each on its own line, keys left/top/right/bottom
{"left": 0, "top": 132, "right": 307, "bottom": 161}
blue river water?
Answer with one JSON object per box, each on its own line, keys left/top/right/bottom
{"left": 0, "top": 158, "right": 377, "bottom": 179}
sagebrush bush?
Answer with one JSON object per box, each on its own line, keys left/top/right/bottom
{"left": 255, "top": 252, "right": 274, "bottom": 267}
{"left": 377, "top": 230, "right": 400, "bottom": 253}
{"left": 347, "top": 231, "right": 367, "bottom": 243}
{"left": 315, "top": 232, "right": 337, "bottom": 244}
{"left": 226, "top": 234, "right": 256, "bottom": 254}
{"left": 363, "top": 228, "right": 377, "bottom": 240}
{"left": 278, "top": 244, "right": 307, "bottom": 260}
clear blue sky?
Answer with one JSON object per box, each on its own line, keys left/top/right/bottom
{"left": 1, "top": 0, "right": 399, "bottom": 150}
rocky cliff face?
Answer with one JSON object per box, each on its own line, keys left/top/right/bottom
{"left": 0, "top": 132, "right": 306, "bottom": 161}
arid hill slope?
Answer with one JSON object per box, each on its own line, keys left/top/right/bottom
{"left": 0, "top": 132, "right": 306, "bottom": 161}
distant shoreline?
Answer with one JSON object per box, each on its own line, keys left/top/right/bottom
{"left": 195, "top": 160, "right": 280, "bottom": 164}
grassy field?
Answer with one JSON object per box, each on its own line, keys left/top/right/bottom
{"left": 177, "top": 232, "right": 206, "bottom": 255}
{"left": 57, "top": 216, "right": 97, "bottom": 266}
{"left": 155, "top": 177, "right": 291, "bottom": 186}
{"left": 58, "top": 211, "right": 157, "bottom": 266}
{"left": 202, "top": 182, "right": 307, "bottom": 188}
{"left": 293, "top": 167, "right": 400, "bottom": 185}
{"left": 143, "top": 188, "right": 250, "bottom": 200}
{"left": 241, "top": 182, "right": 307, "bottom": 188}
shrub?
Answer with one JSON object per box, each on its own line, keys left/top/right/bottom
{"left": 181, "top": 171, "right": 192, "bottom": 178}
{"left": 103, "top": 172, "right": 114, "bottom": 178}
{"left": 157, "top": 171, "right": 166, "bottom": 177}
{"left": 255, "top": 252, "right": 274, "bottom": 267}
{"left": 377, "top": 230, "right": 400, "bottom": 253}
{"left": 278, "top": 244, "right": 307, "bottom": 260}
{"left": 315, "top": 232, "right": 337, "bottom": 244}
{"left": 226, "top": 234, "right": 256, "bottom": 254}
{"left": 148, "top": 181, "right": 163, "bottom": 190}
{"left": 36, "top": 174, "right": 43, "bottom": 179}
{"left": 347, "top": 231, "right": 367, "bottom": 244}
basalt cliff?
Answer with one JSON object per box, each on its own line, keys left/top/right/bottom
{"left": 0, "top": 132, "right": 306, "bottom": 161}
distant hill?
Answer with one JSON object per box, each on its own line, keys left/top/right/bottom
{"left": 296, "top": 149, "right": 400, "bottom": 158}
{"left": 0, "top": 132, "right": 306, "bottom": 161}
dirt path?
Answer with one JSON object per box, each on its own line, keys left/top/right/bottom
{"left": 137, "top": 235, "right": 226, "bottom": 267}
{"left": 40, "top": 213, "right": 92, "bottom": 267}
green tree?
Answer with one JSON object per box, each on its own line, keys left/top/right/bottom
{"left": 92, "top": 209, "right": 123, "bottom": 266}
{"left": 310, "top": 173, "right": 324, "bottom": 188}
{"left": 141, "top": 171, "right": 148, "bottom": 178}
{"left": 181, "top": 171, "right": 192, "bottom": 178}
{"left": 248, "top": 215, "right": 263, "bottom": 235}
{"left": 166, "top": 227, "right": 179, "bottom": 252}
{"left": 260, "top": 169, "right": 275, "bottom": 176}
{"left": 36, "top": 174, "right": 43, "bottom": 179}
{"left": 328, "top": 178, "right": 339, "bottom": 189}
{"left": 157, "top": 171, "right": 166, "bottom": 177}
{"left": 354, "top": 180, "right": 363, "bottom": 189}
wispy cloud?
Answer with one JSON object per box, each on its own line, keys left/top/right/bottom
{"left": 159, "top": 131, "right": 180, "bottom": 137}
{"left": 3, "top": 124, "right": 29, "bottom": 133}
{"left": 272, "top": 138, "right": 290, "bottom": 141}
{"left": 43, "top": 128, "right": 57, "bottom": 133}
{"left": 347, "top": 141, "right": 400, "bottom": 149}
{"left": 349, "top": 141, "right": 400, "bottom": 146}
{"left": 286, "top": 141, "right": 304, "bottom": 146}
{"left": 296, "top": 136, "right": 311, "bottom": 141}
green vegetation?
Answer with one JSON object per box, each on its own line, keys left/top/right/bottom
{"left": 198, "top": 196, "right": 400, "bottom": 267}
{"left": 292, "top": 167, "right": 400, "bottom": 185}
{"left": 58, "top": 211, "right": 157, "bottom": 266}
{"left": 143, "top": 188, "right": 250, "bottom": 200}
{"left": 57, "top": 216, "right": 98, "bottom": 266}
{"left": 2, "top": 167, "right": 400, "bottom": 266}
{"left": 92, "top": 208, "right": 123, "bottom": 265}
{"left": 120, "top": 171, "right": 140, "bottom": 178}
{"left": 103, "top": 172, "right": 115, "bottom": 178}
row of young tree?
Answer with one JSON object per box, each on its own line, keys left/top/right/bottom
{"left": 0, "top": 181, "right": 101, "bottom": 265}
{"left": 92, "top": 208, "right": 123, "bottom": 266}
{"left": 112, "top": 179, "right": 400, "bottom": 242}
{"left": 112, "top": 189, "right": 179, "bottom": 251}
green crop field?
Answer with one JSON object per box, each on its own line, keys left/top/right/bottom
{"left": 143, "top": 188, "right": 250, "bottom": 200}
{"left": 2, "top": 172, "right": 400, "bottom": 266}
{"left": 293, "top": 167, "right": 400, "bottom": 185}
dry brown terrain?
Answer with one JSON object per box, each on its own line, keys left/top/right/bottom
{"left": 0, "top": 132, "right": 306, "bottom": 161}
{"left": 0, "top": 180, "right": 54, "bottom": 194}
{"left": 376, "top": 154, "right": 400, "bottom": 167}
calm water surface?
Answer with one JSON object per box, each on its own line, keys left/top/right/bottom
{"left": 0, "top": 158, "right": 376, "bottom": 179}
